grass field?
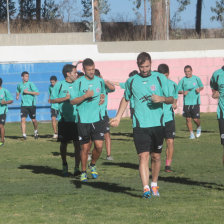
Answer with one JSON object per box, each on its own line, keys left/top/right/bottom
{"left": 0, "top": 113, "right": 224, "bottom": 224}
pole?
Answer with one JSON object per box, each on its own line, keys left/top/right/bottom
{"left": 144, "top": 0, "right": 146, "bottom": 40}
{"left": 165, "top": 0, "right": 169, "bottom": 40}
{"left": 7, "top": 0, "right": 10, "bottom": 34}
{"left": 92, "top": 0, "right": 95, "bottom": 42}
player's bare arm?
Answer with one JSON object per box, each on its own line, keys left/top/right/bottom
{"left": 1, "top": 99, "right": 13, "bottom": 105}
{"left": 195, "top": 87, "right": 204, "bottom": 93}
{"left": 212, "top": 90, "right": 220, "bottom": 99}
{"left": 70, "top": 88, "right": 94, "bottom": 105}
{"left": 50, "top": 92, "right": 70, "bottom": 104}
{"left": 151, "top": 94, "right": 174, "bottom": 104}
{"left": 23, "top": 89, "right": 39, "bottom": 96}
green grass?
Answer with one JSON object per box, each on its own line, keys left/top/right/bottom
{"left": 0, "top": 113, "right": 224, "bottom": 224}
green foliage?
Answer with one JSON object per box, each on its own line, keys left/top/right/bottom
{"left": 42, "top": 0, "right": 60, "bottom": 20}
{"left": 19, "top": 0, "right": 36, "bottom": 20}
{"left": 211, "top": 0, "right": 224, "bottom": 25}
{"left": 0, "top": 0, "right": 16, "bottom": 22}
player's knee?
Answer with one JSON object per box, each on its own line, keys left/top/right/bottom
{"left": 151, "top": 153, "right": 161, "bottom": 162}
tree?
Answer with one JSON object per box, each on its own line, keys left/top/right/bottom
{"left": 195, "top": 0, "right": 203, "bottom": 37}
{"left": 94, "top": 0, "right": 102, "bottom": 41}
{"left": 36, "top": 0, "right": 41, "bottom": 21}
{"left": 211, "top": 0, "right": 224, "bottom": 26}
{"left": 0, "top": 0, "right": 16, "bottom": 22}
{"left": 42, "top": 0, "right": 59, "bottom": 20}
{"left": 19, "top": 0, "right": 36, "bottom": 20}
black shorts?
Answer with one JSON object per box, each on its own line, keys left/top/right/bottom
{"left": 133, "top": 126, "right": 164, "bottom": 154}
{"left": 0, "top": 114, "right": 6, "bottom": 125}
{"left": 183, "top": 105, "right": 200, "bottom": 119}
{"left": 164, "top": 120, "right": 175, "bottom": 139}
{"left": 102, "top": 116, "right": 110, "bottom": 133}
{"left": 218, "top": 119, "right": 224, "bottom": 145}
{"left": 21, "top": 106, "right": 36, "bottom": 119}
{"left": 51, "top": 108, "right": 58, "bottom": 118}
{"left": 58, "top": 120, "right": 79, "bottom": 142}
{"left": 77, "top": 120, "right": 104, "bottom": 145}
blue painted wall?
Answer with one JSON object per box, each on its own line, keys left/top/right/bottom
{"left": 0, "top": 62, "right": 116, "bottom": 122}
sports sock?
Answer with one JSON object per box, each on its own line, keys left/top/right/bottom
{"left": 143, "top": 185, "right": 150, "bottom": 191}
{"left": 151, "top": 182, "right": 157, "bottom": 187}
{"left": 23, "top": 133, "right": 26, "bottom": 137}
{"left": 34, "top": 130, "right": 38, "bottom": 134}
{"left": 166, "top": 160, "right": 172, "bottom": 166}
{"left": 90, "top": 163, "right": 95, "bottom": 167}
{"left": 190, "top": 131, "right": 194, "bottom": 135}
{"left": 197, "top": 126, "right": 201, "bottom": 130}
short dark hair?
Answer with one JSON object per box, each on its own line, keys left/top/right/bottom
{"left": 0, "top": 78, "right": 2, "bottom": 87}
{"left": 21, "top": 71, "right": 29, "bottom": 77}
{"left": 137, "top": 52, "right": 151, "bottom": 66}
{"left": 77, "top": 71, "right": 84, "bottom": 77}
{"left": 129, "top": 70, "right": 138, "bottom": 77}
{"left": 50, "top": 76, "right": 57, "bottom": 81}
{"left": 95, "top": 69, "right": 101, "bottom": 77}
{"left": 158, "top": 64, "right": 169, "bottom": 74}
{"left": 62, "top": 64, "right": 76, "bottom": 78}
{"left": 222, "top": 66, "right": 224, "bottom": 71}
{"left": 184, "top": 65, "right": 192, "bottom": 71}
{"left": 83, "top": 58, "right": 94, "bottom": 68}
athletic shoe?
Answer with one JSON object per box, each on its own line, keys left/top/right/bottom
{"left": 90, "top": 165, "right": 98, "bottom": 179}
{"left": 151, "top": 186, "right": 160, "bottom": 197}
{"left": 23, "top": 135, "right": 27, "bottom": 140}
{"left": 189, "top": 133, "right": 195, "bottom": 139}
{"left": 196, "top": 128, "right": 201, "bottom": 138}
{"left": 80, "top": 172, "right": 87, "bottom": 182}
{"left": 165, "top": 166, "right": 172, "bottom": 172}
{"left": 106, "top": 155, "right": 113, "bottom": 161}
{"left": 62, "top": 164, "right": 69, "bottom": 177}
{"left": 0, "top": 142, "right": 4, "bottom": 147}
{"left": 74, "top": 167, "right": 81, "bottom": 176}
{"left": 52, "top": 134, "right": 58, "bottom": 139}
{"left": 88, "top": 154, "right": 92, "bottom": 161}
{"left": 142, "top": 188, "right": 151, "bottom": 199}
{"left": 34, "top": 132, "right": 39, "bottom": 139}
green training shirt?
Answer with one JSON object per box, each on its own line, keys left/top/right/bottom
{"left": 177, "top": 75, "right": 203, "bottom": 106}
{"left": 120, "top": 82, "right": 134, "bottom": 109}
{"left": 210, "top": 68, "right": 224, "bottom": 119}
{"left": 124, "top": 71, "right": 171, "bottom": 128}
{"left": 49, "top": 85, "right": 59, "bottom": 110}
{"left": 101, "top": 86, "right": 115, "bottom": 117}
{"left": 50, "top": 80, "right": 76, "bottom": 122}
{"left": 71, "top": 75, "right": 106, "bottom": 123}
{"left": 16, "top": 81, "right": 39, "bottom": 106}
{"left": 163, "top": 79, "right": 178, "bottom": 123}
{"left": 0, "top": 88, "right": 13, "bottom": 115}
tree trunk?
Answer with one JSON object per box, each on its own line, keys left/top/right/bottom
{"left": 20, "top": 0, "right": 24, "bottom": 20}
{"left": 94, "top": 0, "right": 102, "bottom": 41}
{"left": 36, "top": 0, "right": 41, "bottom": 21}
{"left": 151, "top": 0, "right": 169, "bottom": 40}
{"left": 196, "top": 0, "right": 203, "bottom": 37}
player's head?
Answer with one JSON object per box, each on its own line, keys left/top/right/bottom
{"left": 62, "top": 64, "right": 77, "bottom": 82}
{"left": 158, "top": 64, "right": 169, "bottom": 78}
{"left": 184, "top": 65, "right": 192, "bottom": 78}
{"left": 129, "top": 70, "right": 138, "bottom": 77}
{"left": 95, "top": 69, "right": 102, "bottom": 78}
{"left": 21, "top": 71, "right": 29, "bottom": 82}
{"left": 0, "top": 78, "right": 2, "bottom": 87}
{"left": 82, "top": 58, "right": 95, "bottom": 80}
{"left": 222, "top": 66, "right": 224, "bottom": 71}
{"left": 137, "top": 52, "right": 152, "bottom": 77}
{"left": 50, "top": 76, "right": 57, "bottom": 86}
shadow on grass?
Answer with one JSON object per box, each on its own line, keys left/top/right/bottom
{"left": 160, "top": 176, "right": 224, "bottom": 191}
{"left": 111, "top": 132, "right": 133, "bottom": 138}
{"left": 18, "top": 165, "right": 71, "bottom": 177}
{"left": 102, "top": 162, "right": 138, "bottom": 170}
{"left": 180, "top": 129, "right": 216, "bottom": 133}
{"left": 71, "top": 180, "right": 141, "bottom": 198}
{"left": 5, "top": 135, "right": 23, "bottom": 140}
{"left": 51, "top": 152, "right": 74, "bottom": 157}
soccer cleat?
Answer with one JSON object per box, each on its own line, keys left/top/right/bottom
{"left": 34, "top": 132, "right": 39, "bottom": 139}
{"left": 0, "top": 142, "right": 4, "bottom": 147}
{"left": 52, "top": 134, "right": 58, "bottom": 139}
{"left": 80, "top": 172, "right": 87, "bottom": 182}
{"left": 196, "top": 128, "right": 201, "bottom": 138}
{"left": 189, "top": 133, "right": 195, "bottom": 139}
{"left": 62, "top": 164, "right": 69, "bottom": 177}
{"left": 151, "top": 186, "right": 160, "bottom": 197}
{"left": 142, "top": 188, "right": 151, "bottom": 199}
{"left": 165, "top": 166, "right": 172, "bottom": 173}
{"left": 74, "top": 167, "right": 81, "bottom": 177}
{"left": 106, "top": 155, "right": 113, "bottom": 161}
{"left": 23, "top": 135, "right": 27, "bottom": 140}
{"left": 90, "top": 165, "right": 98, "bottom": 179}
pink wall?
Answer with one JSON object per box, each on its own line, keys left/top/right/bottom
{"left": 95, "top": 57, "right": 223, "bottom": 115}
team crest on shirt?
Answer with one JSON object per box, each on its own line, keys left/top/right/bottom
{"left": 150, "top": 85, "right": 156, "bottom": 91}
{"left": 0, "top": 95, "right": 3, "bottom": 98}
{"left": 193, "top": 82, "right": 196, "bottom": 86}
{"left": 96, "top": 87, "right": 100, "bottom": 93}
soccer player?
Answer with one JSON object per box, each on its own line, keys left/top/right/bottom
{"left": 95, "top": 69, "right": 115, "bottom": 160}
{"left": 210, "top": 66, "right": 224, "bottom": 165}
{"left": 48, "top": 76, "right": 58, "bottom": 139}
{"left": 177, "top": 65, "right": 204, "bottom": 139}
{"left": 0, "top": 78, "right": 13, "bottom": 146}
{"left": 70, "top": 58, "right": 106, "bottom": 182}
{"left": 16, "top": 71, "right": 39, "bottom": 140}
{"left": 110, "top": 52, "right": 174, "bottom": 198}
{"left": 158, "top": 64, "right": 178, "bottom": 172}
{"left": 50, "top": 64, "right": 81, "bottom": 177}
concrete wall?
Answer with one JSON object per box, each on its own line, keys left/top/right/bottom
{"left": 0, "top": 33, "right": 223, "bottom": 121}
